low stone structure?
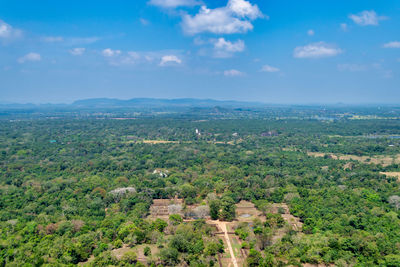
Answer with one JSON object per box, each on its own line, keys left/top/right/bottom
{"left": 149, "top": 198, "right": 184, "bottom": 217}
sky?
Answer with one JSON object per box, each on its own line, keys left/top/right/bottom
{"left": 0, "top": 0, "right": 399, "bottom": 104}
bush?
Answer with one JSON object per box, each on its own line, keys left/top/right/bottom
{"left": 144, "top": 246, "right": 151, "bottom": 256}
{"left": 121, "top": 251, "right": 137, "bottom": 264}
{"left": 159, "top": 247, "right": 179, "bottom": 266}
{"left": 113, "top": 239, "right": 123, "bottom": 248}
{"left": 169, "top": 214, "right": 183, "bottom": 226}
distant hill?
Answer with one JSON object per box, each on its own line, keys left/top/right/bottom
{"left": 70, "top": 98, "right": 265, "bottom": 109}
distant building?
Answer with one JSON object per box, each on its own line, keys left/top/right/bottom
{"left": 261, "top": 130, "right": 278, "bottom": 137}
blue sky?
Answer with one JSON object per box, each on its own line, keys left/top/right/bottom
{"left": 0, "top": 0, "right": 399, "bottom": 104}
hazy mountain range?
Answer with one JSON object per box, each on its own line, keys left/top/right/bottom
{"left": 0, "top": 98, "right": 266, "bottom": 110}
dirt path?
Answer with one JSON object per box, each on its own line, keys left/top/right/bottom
{"left": 214, "top": 221, "right": 238, "bottom": 267}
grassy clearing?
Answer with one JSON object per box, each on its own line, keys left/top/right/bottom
{"left": 380, "top": 172, "right": 400, "bottom": 181}
{"left": 307, "top": 151, "right": 400, "bottom": 166}
{"left": 142, "top": 140, "right": 180, "bottom": 144}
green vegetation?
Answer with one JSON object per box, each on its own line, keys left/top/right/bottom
{"left": 1, "top": 108, "right": 400, "bottom": 266}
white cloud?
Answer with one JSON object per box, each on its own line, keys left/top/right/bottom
{"left": 159, "top": 55, "right": 182, "bottom": 66}
{"left": 149, "top": 0, "right": 201, "bottom": 8}
{"left": 294, "top": 42, "right": 342, "bottom": 59}
{"left": 307, "top": 29, "right": 314, "bottom": 36}
{"left": 224, "top": 69, "right": 244, "bottom": 76}
{"left": 383, "top": 41, "right": 400, "bottom": 48}
{"left": 99, "top": 49, "right": 183, "bottom": 67}
{"left": 42, "top": 36, "right": 64, "bottom": 42}
{"left": 18, "top": 53, "right": 41, "bottom": 63}
{"left": 69, "top": 48, "right": 86, "bottom": 56}
{"left": 0, "top": 20, "right": 22, "bottom": 41}
{"left": 182, "top": 0, "right": 264, "bottom": 35}
{"left": 349, "top": 10, "right": 386, "bottom": 26}
{"left": 212, "top": 38, "right": 245, "bottom": 58}
{"left": 213, "top": 38, "right": 245, "bottom": 52}
{"left": 261, "top": 64, "right": 280, "bottom": 72}
{"left": 182, "top": 6, "right": 252, "bottom": 35}
{"left": 340, "top": 23, "right": 348, "bottom": 31}
{"left": 102, "top": 48, "right": 121, "bottom": 57}
{"left": 227, "top": 0, "right": 262, "bottom": 19}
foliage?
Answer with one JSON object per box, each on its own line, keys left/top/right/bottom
{"left": 1, "top": 112, "right": 400, "bottom": 265}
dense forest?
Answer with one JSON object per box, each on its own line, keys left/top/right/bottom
{"left": 1, "top": 107, "right": 400, "bottom": 266}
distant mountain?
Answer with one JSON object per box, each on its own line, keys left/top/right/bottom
{"left": 71, "top": 98, "right": 265, "bottom": 109}
{"left": 0, "top": 98, "right": 266, "bottom": 113}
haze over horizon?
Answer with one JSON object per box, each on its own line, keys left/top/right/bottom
{"left": 1, "top": 0, "right": 399, "bottom": 104}
{"left": 2, "top": 97, "right": 400, "bottom": 106}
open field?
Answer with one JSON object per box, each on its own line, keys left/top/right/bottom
{"left": 380, "top": 172, "right": 400, "bottom": 181}
{"left": 235, "top": 200, "right": 264, "bottom": 222}
{"left": 307, "top": 152, "right": 400, "bottom": 166}
{"left": 142, "top": 140, "right": 180, "bottom": 144}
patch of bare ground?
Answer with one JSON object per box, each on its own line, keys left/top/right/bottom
{"left": 208, "top": 140, "right": 242, "bottom": 145}
{"left": 78, "top": 255, "right": 94, "bottom": 266}
{"left": 343, "top": 162, "right": 355, "bottom": 170}
{"left": 282, "top": 147, "right": 298, "bottom": 152}
{"left": 380, "top": 172, "right": 400, "bottom": 181}
{"left": 142, "top": 140, "right": 179, "bottom": 144}
{"left": 235, "top": 200, "right": 265, "bottom": 222}
{"left": 112, "top": 244, "right": 135, "bottom": 260}
{"left": 307, "top": 152, "right": 400, "bottom": 167}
